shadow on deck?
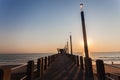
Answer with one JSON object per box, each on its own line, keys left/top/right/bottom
{"left": 35, "top": 54, "right": 84, "bottom": 80}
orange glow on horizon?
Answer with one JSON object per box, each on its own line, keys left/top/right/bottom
{"left": 80, "top": 39, "right": 92, "bottom": 48}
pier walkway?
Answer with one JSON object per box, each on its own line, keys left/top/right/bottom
{"left": 36, "top": 54, "right": 84, "bottom": 80}
{"left": 0, "top": 53, "right": 120, "bottom": 80}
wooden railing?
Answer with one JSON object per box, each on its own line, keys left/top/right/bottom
{"left": 0, "top": 53, "right": 119, "bottom": 80}
{"left": 0, "top": 53, "right": 80, "bottom": 80}
{"left": 92, "top": 59, "right": 120, "bottom": 80}
{"left": 0, "top": 54, "right": 58, "bottom": 80}
{"left": 105, "top": 64, "right": 120, "bottom": 80}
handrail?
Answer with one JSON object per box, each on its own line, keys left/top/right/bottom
{"left": 92, "top": 59, "right": 120, "bottom": 69}
{"left": 106, "top": 75, "right": 115, "bottom": 80}
{"left": 0, "top": 54, "right": 58, "bottom": 80}
{"left": 11, "top": 64, "right": 27, "bottom": 71}
{"left": 104, "top": 63, "right": 120, "bottom": 69}
{"left": 20, "top": 75, "right": 27, "bottom": 80}
{"left": 91, "top": 59, "right": 120, "bottom": 80}
{"left": 20, "top": 68, "right": 37, "bottom": 80}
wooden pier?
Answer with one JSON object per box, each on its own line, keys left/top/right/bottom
{"left": 37, "top": 54, "right": 83, "bottom": 80}
{"left": 0, "top": 53, "right": 120, "bottom": 80}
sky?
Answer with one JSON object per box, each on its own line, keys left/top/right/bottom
{"left": 0, "top": 0, "right": 120, "bottom": 53}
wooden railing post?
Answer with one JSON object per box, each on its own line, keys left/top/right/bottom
{"left": 76, "top": 56, "right": 79, "bottom": 66}
{"left": 41, "top": 57, "right": 44, "bottom": 77}
{"left": 50, "top": 55, "right": 53, "bottom": 64}
{"left": 84, "top": 57, "right": 94, "bottom": 79}
{"left": 48, "top": 56, "right": 50, "bottom": 67}
{"left": 37, "top": 58, "right": 41, "bottom": 77}
{"left": 74, "top": 55, "right": 76, "bottom": 63}
{"left": 44, "top": 57, "right": 48, "bottom": 70}
{"left": 80, "top": 56, "right": 84, "bottom": 69}
{"left": 72, "top": 55, "right": 76, "bottom": 63}
{"left": 96, "top": 60, "right": 106, "bottom": 80}
{"left": 26, "top": 60, "right": 34, "bottom": 80}
{"left": 50, "top": 56, "right": 52, "bottom": 64}
{"left": 0, "top": 68, "right": 11, "bottom": 80}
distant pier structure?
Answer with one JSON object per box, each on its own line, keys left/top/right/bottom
{"left": 57, "top": 48, "right": 66, "bottom": 54}
{"left": 57, "top": 41, "right": 70, "bottom": 54}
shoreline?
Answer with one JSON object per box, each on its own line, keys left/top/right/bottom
{"left": 93, "top": 64, "right": 120, "bottom": 74}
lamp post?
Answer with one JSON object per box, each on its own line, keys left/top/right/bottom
{"left": 70, "top": 32, "right": 73, "bottom": 54}
{"left": 80, "top": 3, "right": 94, "bottom": 79}
{"left": 80, "top": 3, "right": 89, "bottom": 58}
{"left": 67, "top": 41, "right": 69, "bottom": 54}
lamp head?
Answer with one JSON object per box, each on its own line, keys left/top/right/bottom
{"left": 80, "top": 3, "right": 84, "bottom": 11}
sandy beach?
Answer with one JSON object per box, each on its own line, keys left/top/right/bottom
{"left": 104, "top": 64, "right": 120, "bottom": 75}
{"left": 93, "top": 64, "right": 120, "bottom": 74}
{"left": 92, "top": 64, "right": 120, "bottom": 80}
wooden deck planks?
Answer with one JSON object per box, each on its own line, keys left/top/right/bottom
{"left": 36, "top": 54, "right": 84, "bottom": 80}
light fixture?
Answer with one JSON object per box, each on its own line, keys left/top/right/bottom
{"left": 80, "top": 3, "right": 83, "bottom": 11}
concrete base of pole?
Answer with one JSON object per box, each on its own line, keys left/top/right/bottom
{"left": 84, "top": 57, "right": 94, "bottom": 80}
{"left": 80, "top": 56, "right": 84, "bottom": 70}
{"left": 96, "top": 60, "right": 106, "bottom": 80}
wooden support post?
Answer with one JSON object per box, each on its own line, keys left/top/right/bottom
{"left": 84, "top": 57, "right": 94, "bottom": 80}
{"left": 44, "top": 57, "right": 48, "bottom": 70}
{"left": 72, "top": 55, "right": 74, "bottom": 62}
{"left": 80, "top": 56, "right": 84, "bottom": 69}
{"left": 51, "top": 55, "right": 53, "bottom": 63}
{"left": 74, "top": 55, "right": 76, "bottom": 63}
{"left": 52, "top": 55, "right": 54, "bottom": 62}
{"left": 51, "top": 56, "right": 52, "bottom": 64}
{"left": 26, "top": 60, "right": 34, "bottom": 80}
{"left": 48, "top": 56, "right": 50, "bottom": 67}
{"left": 37, "top": 58, "right": 41, "bottom": 77}
{"left": 37, "top": 59, "right": 40, "bottom": 77}
{"left": 53, "top": 55, "right": 55, "bottom": 62}
{"left": 0, "top": 68, "right": 11, "bottom": 80}
{"left": 76, "top": 56, "right": 79, "bottom": 66}
{"left": 96, "top": 60, "right": 106, "bottom": 80}
{"left": 50, "top": 56, "right": 52, "bottom": 64}
{"left": 41, "top": 58, "right": 44, "bottom": 76}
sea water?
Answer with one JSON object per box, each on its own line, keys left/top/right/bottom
{"left": 0, "top": 52, "right": 119, "bottom": 65}
{"left": 75, "top": 52, "right": 120, "bottom": 65}
{"left": 0, "top": 53, "right": 54, "bottom": 65}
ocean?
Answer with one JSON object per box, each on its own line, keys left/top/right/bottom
{"left": 90, "top": 52, "right": 120, "bottom": 64}
{"left": 0, "top": 52, "right": 119, "bottom": 65}
{"left": 0, "top": 53, "right": 54, "bottom": 65}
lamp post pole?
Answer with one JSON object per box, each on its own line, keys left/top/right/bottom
{"left": 67, "top": 41, "right": 69, "bottom": 54}
{"left": 70, "top": 33, "right": 73, "bottom": 55}
{"left": 80, "top": 3, "right": 89, "bottom": 58}
{"left": 80, "top": 3, "right": 94, "bottom": 79}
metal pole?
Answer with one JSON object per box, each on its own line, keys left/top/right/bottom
{"left": 67, "top": 41, "right": 69, "bottom": 53}
{"left": 80, "top": 3, "right": 94, "bottom": 79}
{"left": 70, "top": 33, "right": 73, "bottom": 54}
{"left": 80, "top": 4, "right": 89, "bottom": 58}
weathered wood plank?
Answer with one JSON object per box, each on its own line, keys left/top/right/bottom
{"left": 36, "top": 54, "right": 84, "bottom": 80}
